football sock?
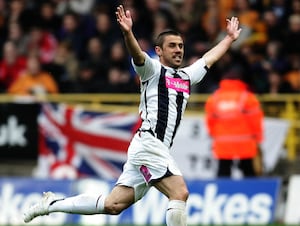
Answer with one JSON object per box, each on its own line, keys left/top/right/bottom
{"left": 48, "top": 194, "right": 106, "bottom": 214}
{"left": 166, "top": 200, "right": 187, "bottom": 226}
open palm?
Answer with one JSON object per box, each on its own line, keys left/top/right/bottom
{"left": 116, "top": 5, "right": 133, "bottom": 33}
{"left": 226, "top": 17, "right": 242, "bottom": 41}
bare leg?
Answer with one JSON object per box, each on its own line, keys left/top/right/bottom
{"left": 48, "top": 185, "right": 135, "bottom": 215}
{"left": 154, "top": 175, "right": 189, "bottom": 226}
{"left": 154, "top": 175, "right": 188, "bottom": 201}
{"left": 104, "top": 185, "right": 135, "bottom": 214}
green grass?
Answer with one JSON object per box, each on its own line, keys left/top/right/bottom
{"left": 109, "top": 224, "right": 294, "bottom": 226}
{"left": 9, "top": 224, "right": 291, "bottom": 226}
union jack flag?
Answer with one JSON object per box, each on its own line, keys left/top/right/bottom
{"left": 36, "top": 103, "right": 140, "bottom": 179}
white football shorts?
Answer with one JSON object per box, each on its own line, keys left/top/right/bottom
{"left": 116, "top": 130, "right": 182, "bottom": 201}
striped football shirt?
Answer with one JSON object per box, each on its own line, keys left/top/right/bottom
{"left": 133, "top": 52, "right": 208, "bottom": 148}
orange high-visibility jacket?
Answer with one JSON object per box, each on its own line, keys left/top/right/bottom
{"left": 8, "top": 71, "right": 58, "bottom": 95}
{"left": 205, "top": 79, "right": 263, "bottom": 159}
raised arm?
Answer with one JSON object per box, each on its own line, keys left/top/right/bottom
{"left": 203, "top": 17, "right": 242, "bottom": 68}
{"left": 115, "top": 5, "right": 145, "bottom": 65}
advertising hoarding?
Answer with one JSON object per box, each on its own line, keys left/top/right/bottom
{"left": 0, "top": 178, "right": 280, "bottom": 225}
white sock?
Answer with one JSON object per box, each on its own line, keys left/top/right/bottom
{"left": 48, "top": 194, "right": 105, "bottom": 214}
{"left": 166, "top": 200, "right": 187, "bottom": 226}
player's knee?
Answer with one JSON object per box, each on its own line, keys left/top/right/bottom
{"left": 181, "top": 188, "right": 189, "bottom": 201}
{"left": 104, "top": 201, "right": 124, "bottom": 215}
{"left": 171, "top": 188, "right": 189, "bottom": 201}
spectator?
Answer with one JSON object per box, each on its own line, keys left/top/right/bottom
{"left": 8, "top": 55, "right": 58, "bottom": 95}
{"left": 119, "top": 0, "right": 153, "bottom": 41}
{"left": 53, "top": 41, "right": 78, "bottom": 80}
{"left": 204, "top": 66, "right": 264, "bottom": 178}
{"left": 37, "top": 1, "right": 61, "bottom": 35}
{"left": 7, "top": 0, "right": 37, "bottom": 32}
{"left": 84, "top": 36, "right": 109, "bottom": 77}
{"left": 57, "top": 11, "right": 85, "bottom": 59}
{"left": 261, "top": 41, "right": 289, "bottom": 74}
{"left": 92, "top": 9, "right": 119, "bottom": 56}
{"left": 251, "top": 41, "right": 290, "bottom": 93}
{"left": 0, "top": 0, "right": 7, "bottom": 53}
{"left": 218, "top": 0, "right": 234, "bottom": 30}
{"left": 200, "top": 0, "right": 221, "bottom": 45}
{"left": 55, "top": 0, "right": 96, "bottom": 16}
{"left": 263, "top": 9, "right": 285, "bottom": 41}
{"left": 7, "top": 22, "right": 27, "bottom": 55}
{"left": 7, "top": 0, "right": 23, "bottom": 24}
{"left": 42, "top": 41, "right": 78, "bottom": 92}
{"left": 26, "top": 24, "right": 58, "bottom": 64}
{"left": 290, "top": 0, "right": 300, "bottom": 15}
{"left": 238, "top": 42, "right": 266, "bottom": 93}
{"left": 266, "top": 69, "right": 294, "bottom": 94}
{"left": 101, "top": 66, "right": 139, "bottom": 93}
{"left": 232, "top": 0, "right": 260, "bottom": 29}
{"left": 144, "top": 0, "right": 176, "bottom": 40}
{"left": 70, "top": 61, "right": 103, "bottom": 93}
{"left": 284, "top": 14, "right": 300, "bottom": 56}
{"left": 0, "top": 0, "right": 297, "bottom": 95}
{"left": 283, "top": 54, "right": 300, "bottom": 93}
{"left": 152, "top": 12, "right": 174, "bottom": 42}
{"left": 173, "top": 0, "right": 202, "bottom": 28}
{"left": 217, "top": 0, "right": 266, "bottom": 50}
{"left": 108, "top": 40, "right": 131, "bottom": 71}
{"left": 268, "top": 0, "right": 290, "bottom": 26}
{"left": 0, "top": 40, "right": 26, "bottom": 92}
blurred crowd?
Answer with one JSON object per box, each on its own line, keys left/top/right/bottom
{"left": 0, "top": 0, "right": 300, "bottom": 95}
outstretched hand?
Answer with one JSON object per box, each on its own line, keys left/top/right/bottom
{"left": 115, "top": 5, "right": 132, "bottom": 33}
{"left": 226, "top": 17, "right": 242, "bottom": 41}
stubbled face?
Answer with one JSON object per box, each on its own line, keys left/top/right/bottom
{"left": 155, "top": 35, "right": 184, "bottom": 68}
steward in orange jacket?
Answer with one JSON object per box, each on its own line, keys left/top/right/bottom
{"left": 205, "top": 74, "right": 264, "bottom": 177}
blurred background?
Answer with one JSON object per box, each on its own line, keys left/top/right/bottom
{"left": 0, "top": 0, "right": 300, "bottom": 225}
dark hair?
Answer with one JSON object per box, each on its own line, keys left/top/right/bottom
{"left": 155, "top": 30, "right": 181, "bottom": 48}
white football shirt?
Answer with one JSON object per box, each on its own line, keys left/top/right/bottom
{"left": 133, "top": 52, "right": 208, "bottom": 148}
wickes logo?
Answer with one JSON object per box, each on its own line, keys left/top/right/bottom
{"left": 0, "top": 116, "right": 27, "bottom": 146}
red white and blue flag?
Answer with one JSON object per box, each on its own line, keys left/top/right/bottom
{"left": 36, "top": 103, "right": 140, "bottom": 179}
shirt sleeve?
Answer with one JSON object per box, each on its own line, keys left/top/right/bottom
{"left": 182, "top": 58, "right": 208, "bottom": 85}
{"left": 131, "top": 52, "right": 161, "bottom": 82}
